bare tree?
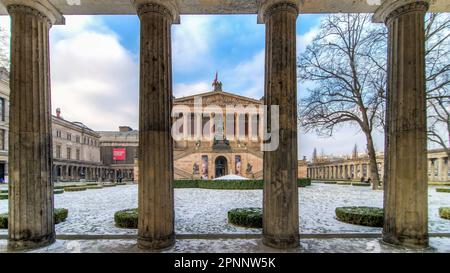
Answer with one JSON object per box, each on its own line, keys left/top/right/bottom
{"left": 0, "top": 26, "right": 9, "bottom": 71}
{"left": 425, "top": 13, "right": 450, "bottom": 154}
{"left": 297, "top": 14, "right": 387, "bottom": 190}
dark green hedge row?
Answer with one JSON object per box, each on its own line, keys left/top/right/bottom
{"left": 436, "top": 188, "right": 450, "bottom": 193}
{"left": 0, "top": 190, "right": 8, "bottom": 193}
{"left": 439, "top": 207, "right": 450, "bottom": 220}
{"left": 335, "top": 206, "right": 384, "bottom": 227}
{"left": 174, "top": 178, "right": 312, "bottom": 190}
{"left": 54, "top": 189, "right": 64, "bottom": 195}
{"left": 228, "top": 208, "right": 262, "bottom": 228}
{"left": 0, "top": 193, "right": 7, "bottom": 200}
{"left": 0, "top": 208, "right": 68, "bottom": 229}
{"left": 114, "top": 208, "right": 138, "bottom": 229}
{"left": 65, "top": 187, "right": 87, "bottom": 192}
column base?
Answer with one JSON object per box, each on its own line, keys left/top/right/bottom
{"left": 382, "top": 233, "right": 429, "bottom": 249}
{"left": 8, "top": 232, "right": 56, "bottom": 251}
{"left": 137, "top": 233, "right": 175, "bottom": 250}
{"left": 262, "top": 233, "right": 299, "bottom": 249}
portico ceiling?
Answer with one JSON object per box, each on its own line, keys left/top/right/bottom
{"left": 0, "top": 0, "right": 449, "bottom": 17}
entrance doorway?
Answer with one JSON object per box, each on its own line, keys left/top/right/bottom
{"left": 215, "top": 156, "right": 228, "bottom": 178}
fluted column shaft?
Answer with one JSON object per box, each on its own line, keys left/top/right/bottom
{"left": 136, "top": 2, "right": 175, "bottom": 249}
{"left": 7, "top": 4, "right": 55, "bottom": 250}
{"left": 262, "top": 2, "right": 299, "bottom": 249}
{"left": 379, "top": 1, "right": 429, "bottom": 247}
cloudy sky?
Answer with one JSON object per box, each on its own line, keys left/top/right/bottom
{"left": 0, "top": 14, "right": 385, "bottom": 160}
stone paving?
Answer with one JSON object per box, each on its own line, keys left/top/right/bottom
{"left": 1, "top": 237, "right": 450, "bottom": 253}
{"left": 0, "top": 183, "right": 449, "bottom": 235}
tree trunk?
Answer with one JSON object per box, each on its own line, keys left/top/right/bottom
{"left": 365, "top": 132, "right": 381, "bottom": 190}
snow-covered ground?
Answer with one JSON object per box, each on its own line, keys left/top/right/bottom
{"left": 0, "top": 183, "right": 449, "bottom": 235}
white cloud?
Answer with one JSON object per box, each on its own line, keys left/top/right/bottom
{"left": 174, "top": 81, "right": 210, "bottom": 98}
{"left": 297, "top": 26, "right": 319, "bottom": 54}
{"left": 50, "top": 16, "right": 139, "bottom": 131}
{"left": 172, "top": 15, "right": 214, "bottom": 73}
{"left": 222, "top": 50, "right": 265, "bottom": 99}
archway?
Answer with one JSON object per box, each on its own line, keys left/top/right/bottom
{"left": 215, "top": 156, "right": 228, "bottom": 178}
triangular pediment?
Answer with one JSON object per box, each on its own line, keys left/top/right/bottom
{"left": 174, "top": 91, "right": 262, "bottom": 106}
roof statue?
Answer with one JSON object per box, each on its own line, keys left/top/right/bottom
{"left": 212, "top": 71, "right": 223, "bottom": 92}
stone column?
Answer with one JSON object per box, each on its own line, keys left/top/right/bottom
{"left": 133, "top": 0, "right": 178, "bottom": 249}
{"left": 260, "top": 0, "right": 299, "bottom": 249}
{"left": 5, "top": 0, "right": 64, "bottom": 250}
{"left": 374, "top": 0, "right": 429, "bottom": 247}
{"left": 439, "top": 157, "right": 448, "bottom": 181}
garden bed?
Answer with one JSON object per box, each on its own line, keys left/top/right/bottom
{"left": 0, "top": 208, "right": 69, "bottom": 229}
{"left": 114, "top": 208, "right": 138, "bottom": 229}
{"left": 228, "top": 208, "right": 262, "bottom": 228}
{"left": 335, "top": 206, "right": 384, "bottom": 227}
{"left": 436, "top": 188, "right": 450, "bottom": 193}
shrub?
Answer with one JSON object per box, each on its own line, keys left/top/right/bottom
{"left": 436, "top": 188, "right": 450, "bottom": 193}
{"left": 86, "top": 183, "right": 98, "bottom": 186}
{"left": 337, "top": 181, "right": 352, "bottom": 185}
{"left": 0, "top": 193, "right": 7, "bottom": 200}
{"left": 335, "top": 206, "right": 384, "bottom": 227}
{"left": 322, "top": 181, "right": 337, "bottom": 184}
{"left": 0, "top": 190, "right": 8, "bottom": 193}
{"left": 102, "top": 184, "right": 117, "bottom": 188}
{"left": 298, "top": 178, "right": 311, "bottom": 187}
{"left": 54, "top": 208, "right": 69, "bottom": 224}
{"left": 65, "top": 186, "right": 87, "bottom": 192}
{"left": 439, "top": 207, "right": 450, "bottom": 220}
{"left": 54, "top": 186, "right": 65, "bottom": 190}
{"left": 0, "top": 213, "right": 7, "bottom": 229}
{"left": 0, "top": 208, "right": 68, "bottom": 229}
{"left": 352, "top": 182, "right": 371, "bottom": 187}
{"left": 114, "top": 208, "right": 138, "bottom": 229}
{"left": 228, "top": 208, "right": 263, "bottom": 228}
{"left": 174, "top": 180, "right": 200, "bottom": 188}
{"left": 85, "top": 185, "right": 103, "bottom": 190}
{"left": 174, "top": 179, "right": 311, "bottom": 190}
{"left": 54, "top": 189, "right": 64, "bottom": 195}
{"left": 116, "top": 183, "right": 127, "bottom": 186}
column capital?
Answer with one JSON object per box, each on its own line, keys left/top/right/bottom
{"left": 257, "top": 0, "right": 300, "bottom": 24}
{"left": 1, "top": 0, "right": 65, "bottom": 25}
{"left": 373, "top": 0, "right": 429, "bottom": 24}
{"left": 132, "top": 0, "right": 180, "bottom": 24}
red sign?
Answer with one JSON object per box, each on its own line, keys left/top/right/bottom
{"left": 113, "top": 148, "right": 126, "bottom": 161}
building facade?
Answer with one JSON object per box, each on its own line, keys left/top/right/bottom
{"left": 0, "top": 68, "right": 9, "bottom": 182}
{"left": 98, "top": 126, "right": 138, "bottom": 182}
{"left": 52, "top": 109, "right": 104, "bottom": 182}
{"left": 307, "top": 149, "right": 450, "bottom": 182}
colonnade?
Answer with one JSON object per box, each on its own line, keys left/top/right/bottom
{"left": 2, "top": 0, "right": 436, "bottom": 250}
{"left": 52, "top": 165, "right": 134, "bottom": 182}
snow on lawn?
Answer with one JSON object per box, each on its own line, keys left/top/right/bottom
{"left": 0, "top": 184, "right": 449, "bottom": 235}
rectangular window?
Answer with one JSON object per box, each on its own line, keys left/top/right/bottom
{"left": 76, "top": 149, "right": 80, "bottom": 161}
{"left": 0, "top": 98, "right": 4, "bottom": 122}
{"left": 67, "top": 148, "right": 71, "bottom": 160}
{"left": 56, "top": 145, "right": 61, "bottom": 158}
{"left": 67, "top": 133, "right": 71, "bottom": 141}
{"left": 0, "top": 129, "right": 5, "bottom": 150}
{"left": 76, "top": 136, "right": 80, "bottom": 143}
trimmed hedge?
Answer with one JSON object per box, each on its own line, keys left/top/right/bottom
{"left": 114, "top": 208, "right": 138, "bottom": 229}
{"left": 65, "top": 186, "right": 87, "bottom": 192}
{"left": 86, "top": 183, "right": 98, "bottom": 186}
{"left": 335, "top": 206, "right": 384, "bottom": 227}
{"left": 228, "top": 208, "right": 262, "bottom": 228}
{"left": 0, "top": 208, "right": 68, "bottom": 229}
{"left": 337, "top": 181, "right": 352, "bottom": 185}
{"left": 352, "top": 182, "right": 371, "bottom": 187}
{"left": 102, "top": 183, "right": 117, "bottom": 188}
{"left": 0, "top": 193, "right": 7, "bottom": 200}
{"left": 439, "top": 207, "right": 450, "bottom": 220}
{"left": 0, "top": 190, "right": 8, "bottom": 193}
{"left": 85, "top": 185, "right": 103, "bottom": 190}
{"left": 174, "top": 178, "right": 312, "bottom": 190}
{"left": 54, "top": 208, "right": 69, "bottom": 224}
{"left": 54, "top": 189, "right": 64, "bottom": 195}
{"left": 116, "top": 183, "right": 127, "bottom": 186}
{"left": 436, "top": 188, "right": 450, "bottom": 193}
{"left": 0, "top": 213, "right": 7, "bottom": 229}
